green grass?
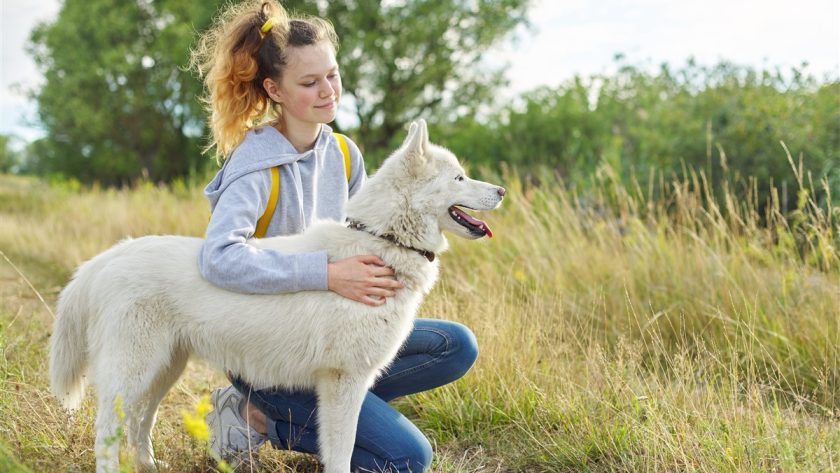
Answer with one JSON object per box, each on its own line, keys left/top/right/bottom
{"left": 0, "top": 167, "right": 837, "bottom": 472}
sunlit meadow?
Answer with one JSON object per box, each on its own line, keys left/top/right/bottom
{"left": 0, "top": 157, "right": 837, "bottom": 471}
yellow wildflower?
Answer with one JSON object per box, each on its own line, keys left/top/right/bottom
{"left": 182, "top": 394, "right": 212, "bottom": 443}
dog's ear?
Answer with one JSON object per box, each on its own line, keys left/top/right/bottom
{"left": 415, "top": 119, "right": 429, "bottom": 152}
{"left": 403, "top": 119, "right": 430, "bottom": 167}
{"left": 403, "top": 121, "right": 418, "bottom": 147}
{"left": 405, "top": 120, "right": 429, "bottom": 154}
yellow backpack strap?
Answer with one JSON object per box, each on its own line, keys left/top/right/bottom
{"left": 333, "top": 132, "right": 352, "bottom": 181}
{"left": 254, "top": 166, "right": 280, "bottom": 238}
{"left": 254, "top": 135, "right": 348, "bottom": 239}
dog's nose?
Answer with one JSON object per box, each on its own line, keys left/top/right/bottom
{"left": 497, "top": 187, "right": 506, "bottom": 197}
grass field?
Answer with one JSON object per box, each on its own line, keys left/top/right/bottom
{"left": 0, "top": 166, "right": 837, "bottom": 472}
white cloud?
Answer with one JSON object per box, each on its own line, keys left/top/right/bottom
{"left": 1, "top": 0, "right": 61, "bottom": 141}
{"left": 502, "top": 0, "right": 840, "bottom": 94}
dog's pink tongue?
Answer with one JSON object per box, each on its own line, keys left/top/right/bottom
{"left": 455, "top": 207, "right": 493, "bottom": 238}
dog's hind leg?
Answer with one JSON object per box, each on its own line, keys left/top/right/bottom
{"left": 94, "top": 388, "right": 122, "bottom": 473}
{"left": 132, "top": 346, "right": 189, "bottom": 470}
{"left": 315, "top": 370, "right": 370, "bottom": 473}
{"left": 93, "top": 359, "right": 144, "bottom": 473}
{"left": 93, "top": 301, "right": 177, "bottom": 472}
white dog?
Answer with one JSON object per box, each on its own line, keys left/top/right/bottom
{"left": 49, "top": 119, "right": 505, "bottom": 473}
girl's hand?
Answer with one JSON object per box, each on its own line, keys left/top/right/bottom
{"left": 328, "top": 255, "right": 404, "bottom": 306}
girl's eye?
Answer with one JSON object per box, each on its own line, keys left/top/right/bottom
{"left": 303, "top": 81, "right": 317, "bottom": 87}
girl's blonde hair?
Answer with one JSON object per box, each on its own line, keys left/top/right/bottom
{"left": 190, "top": 0, "right": 338, "bottom": 160}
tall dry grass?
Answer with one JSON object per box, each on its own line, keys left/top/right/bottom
{"left": 0, "top": 161, "right": 837, "bottom": 472}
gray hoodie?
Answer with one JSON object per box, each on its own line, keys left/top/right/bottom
{"left": 199, "top": 124, "right": 366, "bottom": 294}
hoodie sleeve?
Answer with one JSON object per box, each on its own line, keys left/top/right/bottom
{"left": 199, "top": 169, "right": 329, "bottom": 294}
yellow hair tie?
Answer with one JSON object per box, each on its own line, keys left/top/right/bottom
{"left": 260, "top": 18, "right": 274, "bottom": 34}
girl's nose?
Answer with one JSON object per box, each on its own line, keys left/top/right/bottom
{"left": 320, "top": 81, "right": 335, "bottom": 98}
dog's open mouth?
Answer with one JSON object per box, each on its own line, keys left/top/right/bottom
{"left": 448, "top": 205, "right": 493, "bottom": 238}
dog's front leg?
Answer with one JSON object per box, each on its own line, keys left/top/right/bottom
{"left": 315, "top": 370, "right": 369, "bottom": 473}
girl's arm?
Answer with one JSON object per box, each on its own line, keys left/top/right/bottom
{"left": 199, "top": 171, "right": 328, "bottom": 294}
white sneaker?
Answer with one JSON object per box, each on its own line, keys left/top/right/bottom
{"left": 207, "top": 385, "right": 268, "bottom": 466}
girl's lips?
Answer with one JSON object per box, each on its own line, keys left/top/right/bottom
{"left": 315, "top": 101, "right": 336, "bottom": 109}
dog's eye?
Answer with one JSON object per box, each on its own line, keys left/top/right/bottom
{"left": 455, "top": 175, "right": 464, "bottom": 181}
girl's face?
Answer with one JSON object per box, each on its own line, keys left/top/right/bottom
{"left": 271, "top": 40, "right": 341, "bottom": 130}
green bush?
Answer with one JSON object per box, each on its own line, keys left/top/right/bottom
{"left": 433, "top": 60, "right": 839, "bottom": 212}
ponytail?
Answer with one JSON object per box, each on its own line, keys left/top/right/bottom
{"left": 190, "top": 1, "right": 287, "bottom": 160}
{"left": 190, "top": 1, "right": 339, "bottom": 161}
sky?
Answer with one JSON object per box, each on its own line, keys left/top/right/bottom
{"left": 1, "top": 0, "right": 838, "bottom": 147}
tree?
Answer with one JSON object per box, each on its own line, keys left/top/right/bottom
{"left": 284, "top": 0, "right": 531, "bottom": 163}
{"left": 27, "top": 0, "right": 223, "bottom": 185}
{"left": 0, "top": 135, "right": 19, "bottom": 173}
{"left": 28, "top": 0, "right": 531, "bottom": 183}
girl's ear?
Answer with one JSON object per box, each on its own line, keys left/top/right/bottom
{"left": 263, "top": 77, "right": 283, "bottom": 103}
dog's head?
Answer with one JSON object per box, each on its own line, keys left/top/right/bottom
{"left": 347, "top": 119, "right": 505, "bottom": 252}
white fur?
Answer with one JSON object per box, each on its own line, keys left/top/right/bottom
{"left": 49, "top": 120, "right": 504, "bottom": 473}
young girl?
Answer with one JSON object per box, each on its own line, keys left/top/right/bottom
{"left": 191, "top": 1, "right": 478, "bottom": 471}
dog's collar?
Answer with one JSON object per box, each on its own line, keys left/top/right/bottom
{"left": 346, "top": 220, "right": 435, "bottom": 262}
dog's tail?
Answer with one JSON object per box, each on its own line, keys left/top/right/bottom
{"left": 50, "top": 264, "right": 92, "bottom": 410}
{"left": 49, "top": 243, "right": 120, "bottom": 410}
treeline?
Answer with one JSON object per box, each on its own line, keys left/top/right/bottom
{"left": 3, "top": 0, "right": 837, "bottom": 213}
{"left": 431, "top": 60, "right": 839, "bottom": 210}
{"left": 7, "top": 62, "right": 836, "bottom": 213}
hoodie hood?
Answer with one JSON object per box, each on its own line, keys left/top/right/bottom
{"left": 204, "top": 124, "right": 334, "bottom": 211}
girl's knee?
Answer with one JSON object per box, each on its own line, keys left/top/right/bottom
{"left": 402, "top": 434, "right": 433, "bottom": 473}
{"left": 419, "top": 434, "right": 433, "bottom": 468}
{"left": 360, "top": 433, "right": 432, "bottom": 473}
{"left": 447, "top": 321, "right": 479, "bottom": 374}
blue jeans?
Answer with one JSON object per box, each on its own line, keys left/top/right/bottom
{"left": 230, "top": 318, "right": 478, "bottom": 473}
